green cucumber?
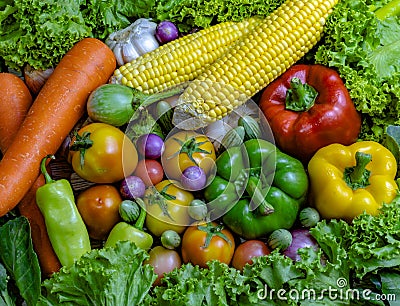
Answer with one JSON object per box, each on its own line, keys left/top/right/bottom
{"left": 238, "top": 115, "right": 261, "bottom": 140}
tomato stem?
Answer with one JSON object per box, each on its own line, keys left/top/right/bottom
{"left": 70, "top": 131, "right": 93, "bottom": 168}
{"left": 197, "top": 222, "right": 232, "bottom": 249}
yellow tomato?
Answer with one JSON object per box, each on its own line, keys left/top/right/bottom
{"left": 161, "top": 131, "right": 216, "bottom": 180}
{"left": 145, "top": 180, "right": 194, "bottom": 236}
{"left": 70, "top": 123, "right": 138, "bottom": 183}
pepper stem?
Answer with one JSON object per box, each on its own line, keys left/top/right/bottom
{"left": 285, "top": 77, "right": 318, "bottom": 112}
{"left": 134, "top": 198, "right": 147, "bottom": 230}
{"left": 246, "top": 176, "right": 274, "bottom": 215}
{"left": 343, "top": 151, "right": 372, "bottom": 190}
{"left": 40, "top": 155, "right": 56, "bottom": 184}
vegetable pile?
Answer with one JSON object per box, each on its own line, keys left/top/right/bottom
{"left": 1, "top": 0, "right": 400, "bottom": 305}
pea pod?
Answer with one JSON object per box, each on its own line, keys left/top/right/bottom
{"left": 36, "top": 155, "right": 91, "bottom": 267}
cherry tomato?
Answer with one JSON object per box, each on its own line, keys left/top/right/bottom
{"left": 144, "top": 246, "right": 182, "bottom": 286}
{"left": 133, "top": 159, "right": 164, "bottom": 186}
{"left": 231, "top": 240, "right": 271, "bottom": 271}
{"left": 181, "top": 221, "right": 235, "bottom": 268}
{"left": 145, "top": 180, "right": 194, "bottom": 236}
{"left": 161, "top": 131, "right": 216, "bottom": 180}
{"left": 70, "top": 123, "right": 138, "bottom": 183}
{"left": 76, "top": 184, "right": 122, "bottom": 240}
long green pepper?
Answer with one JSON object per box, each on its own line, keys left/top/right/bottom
{"left": 36, "top": 155, "right": 91, "bottom": 267}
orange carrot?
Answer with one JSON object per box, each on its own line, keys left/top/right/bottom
{"left": 18, "top": 174, "right": 62, "bottom": 277}
{"left": 0, "top": 73, "right": 60, "bottom": 276}
{"left": 0, "top": 37, "right": 116, "bottom": 216}
{"left": 0, "top": 73, "right": 33, "bottom": 154}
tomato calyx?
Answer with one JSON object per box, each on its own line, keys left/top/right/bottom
{"left": 144, "top": 184, "right": 176, "bottom": 221}
{"left": 168, "top": 136, "right": 211, "bottom": 165}
{"left": 197, "top": 222, "right": 233, "bottom": 249}
{"left": 70, "top": 131, "right": 93, "bottom": 168}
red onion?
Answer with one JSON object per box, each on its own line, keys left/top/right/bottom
{"left": 283, "top": 228, "right": 319, "bottom": 261}
{"left": 120, "top": 175, "right": 146, "bottom": 199}
{"left": 181, "top": 166, "right": 207, "bottom": 191}
{"left": 155, "top": 20, "right": 179, "bottom": 44}
{"left": 136, "top": 133, "right": 164, "bottom": 159}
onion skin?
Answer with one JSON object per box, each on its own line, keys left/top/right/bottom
{"left": 136, "top": 133, "right": 165, "bottom": 159}
{"left": 120, "top": 175, "right": 146, "bottom": 199}
{"left": 23, "top": 64, "right": 54, "bottom": 95}
{"left": 155, "top": 20, "right": 179, "bottom": 44}
{"left": 181, "top": 166, "right": 207, "bottom": 191}
{"left": 283, "top": 229, "right": 319, "bottom": 261}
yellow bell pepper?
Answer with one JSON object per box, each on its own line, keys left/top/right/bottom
{"left": 308, "top": 141, "right": 398, "bottom": 221}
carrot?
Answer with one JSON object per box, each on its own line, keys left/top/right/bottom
{"left": 0, "top": 37, "right": 116, "bottom": 216}
{"left": 0, "top": 73, "right": 60, "bottom": 276}
{"left": 0, "top": 73, "right": 33, "bottom": 154}
{"left": 18, "top": 174, "right": 62, "bottom": 277}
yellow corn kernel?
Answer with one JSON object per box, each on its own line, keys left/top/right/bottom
{"left": 110, "top": 17, "right": 262, "bottom": 94}
{"left": 176, "top": 0, "right": 339, "bottom": 125}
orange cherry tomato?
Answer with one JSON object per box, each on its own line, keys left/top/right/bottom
{"left": 181, "top": 221, "right": 235, "bottom": 268}
{"left": 76, "top": 184, "right": 122, "bottom": 240}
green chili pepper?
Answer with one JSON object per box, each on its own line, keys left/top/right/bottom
{"left": 36, "top": 155, "right": 91, "bottom": 267}
{"left": 105, "top": 199, "right": 153, "bottom": 250}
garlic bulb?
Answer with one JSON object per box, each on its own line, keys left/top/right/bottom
{"left": 105, "top": 18, "right": 160, "bottom": 66}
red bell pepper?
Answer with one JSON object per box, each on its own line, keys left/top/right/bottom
{"left": 259, "top": 64, "right": 361, "bottom": 163}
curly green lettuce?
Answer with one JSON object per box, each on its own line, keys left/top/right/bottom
{"left": 0, "top": 0, "right": 157, "bottom": 71}
{"left": 153, "top": 0, "right": 285, "bottom": 32}
{"left": 314, "top": 0, "right": 400, "bottom": 142}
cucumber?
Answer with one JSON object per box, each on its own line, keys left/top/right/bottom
{"left": 87, "top": 84, "right": 135, "bottom": 127}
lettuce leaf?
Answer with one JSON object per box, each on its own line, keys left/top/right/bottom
{"left": 314, "top": 0, "right": 400, "bottom": 142}
{"left": 0, "top": 0, "right": 157, "bottom": 71}
{"left": 39, "top": 241, "right": 156, "bottom": 306}
{"left": 154, "top": 0, "right": 285, "bottom": 32}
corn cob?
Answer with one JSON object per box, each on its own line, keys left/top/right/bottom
{"left": 110, "top": 18, "right": 261, "bottom": 94}
{"left": 174, "top": 0, "right": 339, "bottom": 126}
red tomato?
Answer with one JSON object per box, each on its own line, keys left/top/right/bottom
{"left": 181, "top": 221, "right": 235, "bottom": 268}
{"left": 76, "top": 185, "right": 122, "bottom": 240}
{"left": 144, "top": 246, "right": 182, "bottom": 286}
{"left": 231, "top": 240, "right": 271, "bottom": 271}
{"left": 133, "top": 159, "right": 164, "bottom": 186}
